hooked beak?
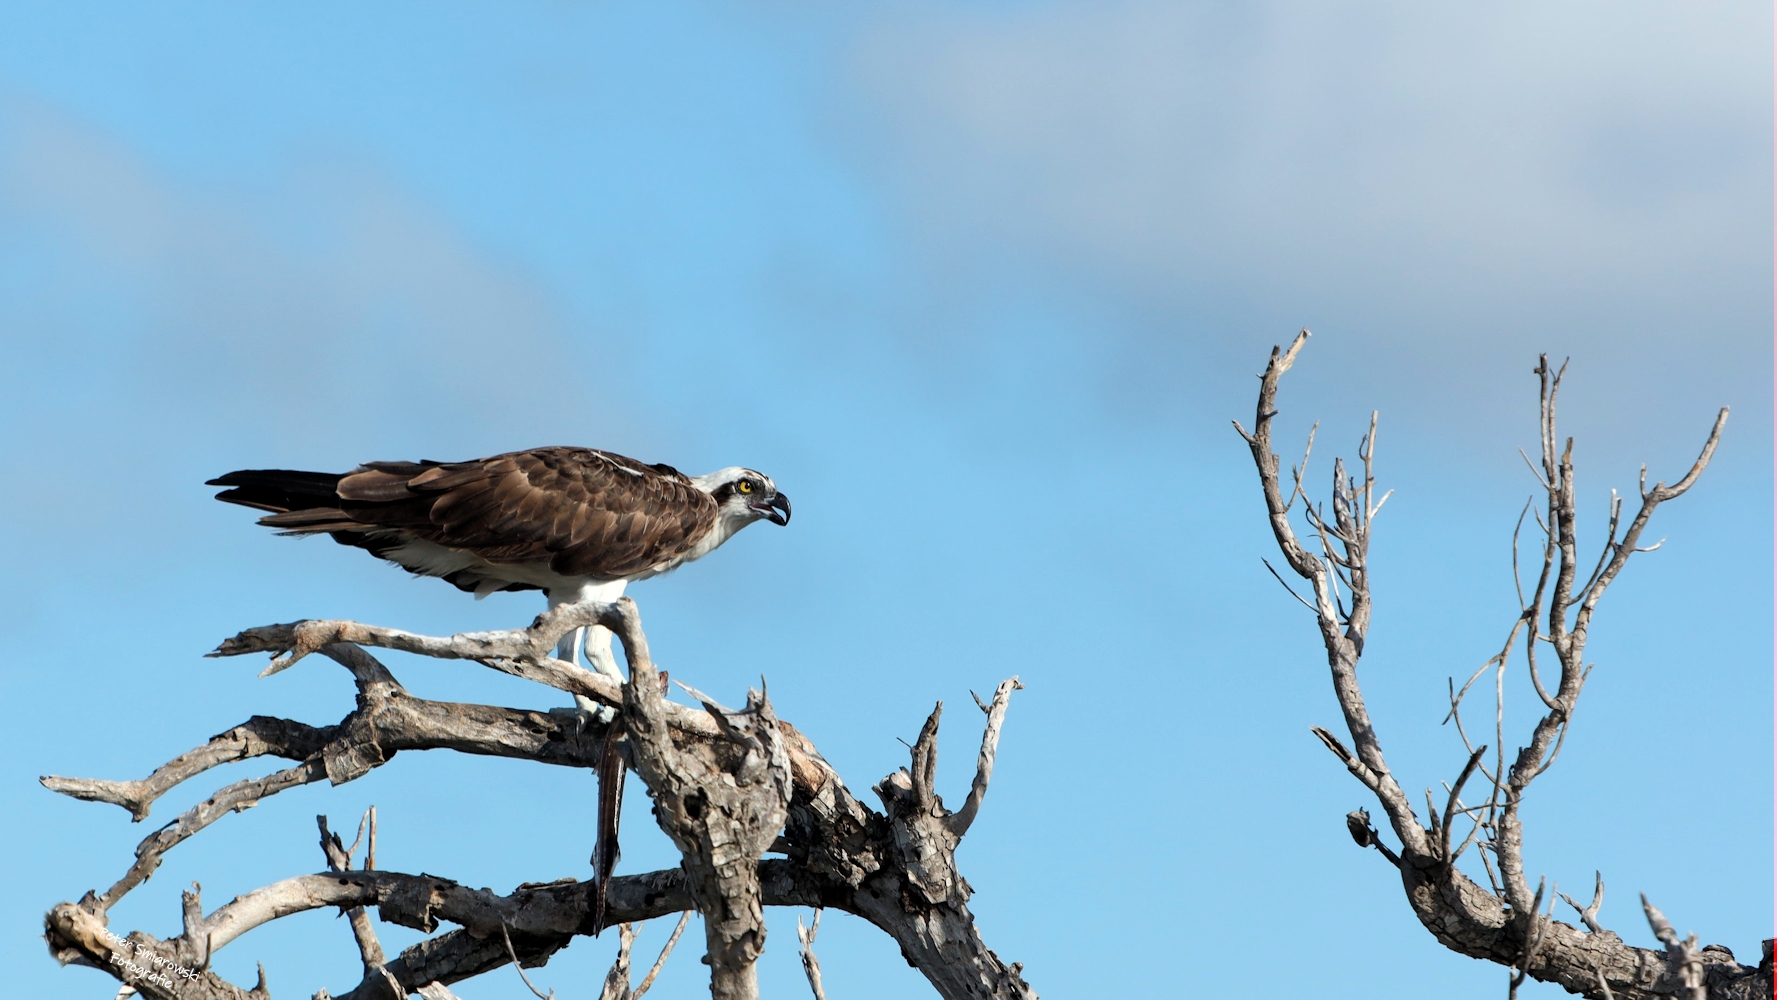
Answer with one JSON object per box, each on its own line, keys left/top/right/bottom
{"left": 752, "top": 491, "right": 791, "bottom": 526}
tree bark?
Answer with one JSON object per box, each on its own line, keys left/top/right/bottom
{"left": 43, "top": 603, "right": 1036, "bottom": 1000}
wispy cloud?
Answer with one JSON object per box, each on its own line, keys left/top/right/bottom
{"left": 847, "top": 1, "right": 1770, "bottom": 439}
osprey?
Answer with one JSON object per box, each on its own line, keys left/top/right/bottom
{"left": 210, "top": 446, "right": 790, "bottom": 934}
{"left": 207, "top": 445, "right": 791, "bottom": 680}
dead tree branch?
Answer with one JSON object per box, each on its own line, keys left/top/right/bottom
{"left": 585, "top": 914, "right": 697, "bottom": 1000}
{"left": 597, "top": 923, "right": 637, "bottom": 1000}
{"left": 950, "top": 678, "right": 1024, "bottom": 837}
{"left": 612, "top": 599, "right": 791, "bottom": 1000}
{"left": 1239, "top": 335, "right": 1764, "bottom": 1000}
{"left": 318, "top": 811, "right": 387, "bottom": 978}
{"left": 797, "top": 910, "right": 829, "bottom": 1000}
{"left": 1234, "top": 331, "right": 1426, "bottom": 856}
{"left": 45, "top": 599, "right": 1035, "bottom": 1000}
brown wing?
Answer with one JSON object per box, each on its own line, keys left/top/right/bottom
{"left": 225, "top": 447, "right": 719, "bottom": 580}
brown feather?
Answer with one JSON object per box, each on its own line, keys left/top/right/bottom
{"left": 214, "top": 447, "right": 724, "bottom": 583}
{"left": 258, "top": 507, "right": 352, "bottom": 527}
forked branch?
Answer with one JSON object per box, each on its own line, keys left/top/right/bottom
{"left": 47, "top": 600, "right": 1037, "bottom": 1000}
{"left": 1236, "top": 328, "right": 1425, "bottom": 858}
{"left": 1240, "top": 337, "right": 1764, "bottom": 1000}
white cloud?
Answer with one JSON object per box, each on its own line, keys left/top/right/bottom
{"left": 852, "top": 1, "right": 1769, "bottom": 343}
{"left": 838, "top": 1, "right": 1770, "bottom": 464}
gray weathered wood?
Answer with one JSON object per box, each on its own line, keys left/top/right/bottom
{"left": 1239, "top": 334, "right": 1767, "bottom": 1000}
{"left": 44, "top": 600, "right": 1035, "bottom": 1000}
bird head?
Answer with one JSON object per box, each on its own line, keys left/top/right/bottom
{"left": 693, "top": 467, "right": 791, "bottom": 526}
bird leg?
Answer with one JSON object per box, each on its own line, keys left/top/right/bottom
{"left": 554, "top": 623, "right": 586, "bottom": 666}
{"left": 551, "top": 616, "right": 627, "bottom": 933}
{"left": 554, "top": 625, "right": 618, "bottom": 721}
{"left": 582, "top": 625, "right": 624, "bottom": 682}
{"left": 547, "top": 582, "right": 630, "bottom": 716}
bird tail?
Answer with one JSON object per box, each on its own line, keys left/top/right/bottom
{"left": 207, "top": 468, "right": 353, "bottom": 532}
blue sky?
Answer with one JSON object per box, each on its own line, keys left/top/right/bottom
{"left": 0, "top": 3, "right": 1769, "bottom": 998}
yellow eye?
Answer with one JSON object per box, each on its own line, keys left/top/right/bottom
{"left": 737, "top": 481, "right": 753, "bottom": 494}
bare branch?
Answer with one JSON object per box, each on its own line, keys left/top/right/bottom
{"left": 98, "top": 758, "right": 329, "bottom": 912}
{"left": 1238, "top": 343, "right": 1760, "bottom": 1000}
{"left": 1559, "top": 872, "right": 1605, "bottom": 934}
{"left": 317, "top": 814, "right": 387, "bottom": 974}
{"left": 1441, "top": 746, "right": 1487, "bottom": 863}
{"left": 797, "top": 911, "right": 830, "bottom": 1000}
{"left": 213, "top": 600, "right": 614, "bottom": 676}
{"left": 1647, "top": 408, "right": 1730, "bottom": 501}
{"left": 633, "top": 912, "right": 692, "bottom": 1000}
{"left": 1309, "top": 725, "right": 1385, "bottom": 795}
{"left": 947, "top": 677, "right": 1023, "bottom": 837}
{"left": 598, "top": 923, "right": 637, "bottom": 1000}
{"left": 1240, "top": 335, "right": 1425, "bottom": 855}
{"left": 41, "top": 716, "right": 334, "bottom": 822}
{"left": 1261, "top": 557, "right": 1321, "bottom": 613}
{"left": 1524, "top": 629, "right": 1560, "bottom": 712}
{"left": 49, "top": 588, "right": 1041, "bottom": 1000}
{"left": 501, "top": 921, "right": 556, "bottom": 1000}
{"left": 1233, "top": 329, "right": 1324, "bottom": 584}
{"left": 1642, "top": 895, "right": 1707, "bottom": 1000}
{"left": 1571, "top": 407, "right": 1728, "bottom": 639}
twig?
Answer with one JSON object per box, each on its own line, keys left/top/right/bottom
{"left": 97, "top": 758, "right": 329, "bottom": 911}
{"left": 798, "top": 910, "right": 830, "bottom": 1000}
{"left": 1261, "top": 558, "right": 1321, "bottom": 613}
{"left": 317, "top": 813, "right": 387, "bottom": 972}
{"left": 1288, "top": 421, "right": 1318, "bottom": 512}
{"left": 1559, "top": 871, "right": 1605, "bottom": 934}
{"left": 501, "top": 919, "right": 556, "bottom": 1000}
{"left": 947, "top": 677, "right": 1023, "bottom": 836}
{"left": 599, "top": 922, "right": 636, "bottom": 1000}
{"left": 1509, "top": 878, "right": 1555, "bottom": 999}
{"left": 1441, "top": 746, "right": 1487, "bottom": 863}
{"left": 40, "top": 716, "right": 334, "bottom": 821}
{"left": 1641, "top": 895, "right": 1706, "bottom": 1000}
{"left": 1238, "top": 332, "right": 1426, "bottom": 856}
{"left": 633, "top": 912, "right": 692, "bottom": 1000}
